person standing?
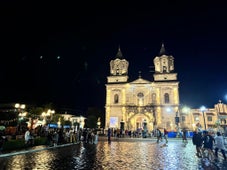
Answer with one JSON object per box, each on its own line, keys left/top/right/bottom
{"left": 94, "top": 131, "right": 99, "bottom": 144}
{"left": 182, "top": 128, "right": 188, "bottom": 143}
{"left": 163, "top": 128, "right": 168, "bottom": 143}
{"left": 24, "top": 128, "right": 31, "bottom": 146}
{"left": 107, "top": 128, "right": 111, "bottom": 143}
{"left": 0, "top": 132, "right": 6, "bottom": 153}
{"left": 52, "top": 131, "right": 59, "bottom": 146}
{"left": 214, "top": 132, "right": 226, "bottom": 161}
{"left": 192, "top": 129, "right": 203, "bottom": 157}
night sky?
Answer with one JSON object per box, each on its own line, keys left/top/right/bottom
{"left": 1, "top": 2, "right": 227, "bottom": 112}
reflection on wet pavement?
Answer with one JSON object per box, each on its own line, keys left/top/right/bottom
{"left": 0, "top": 140, "right": 226, "bottom": 170}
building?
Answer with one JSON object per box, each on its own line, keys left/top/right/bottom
{"left": 105, "top": 44, "right": 180, "bottom": 132}
{"left": 181, "top": 101, "right": 227, "bottom": 132}
{"left": 60, "top": 113, "right": 86, "bottom": 130}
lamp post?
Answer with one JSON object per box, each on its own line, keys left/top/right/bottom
{"left": 15, "top": 103, "right": 26, "bottom": 133}
{"left": 151, "top": 105, "right": 157, "bottom": 129}
{"left": 15, "top": 104, "right": 26, "bottom": 118}
{"left": 42, "top": 109, "right": 55, "bottom": 125}
{"left": 97, "top": 117, "right": 101, "bottom": 129}
{"left": 217, "top": 100, "right": 222, "bottom": 128}
{"left": 200, "top": 106, "right": 207, "bottom": 130}
{"left": 182, "top": 106, "right": 191, "bottom": 129}
{"left": 175, "top": 110, "right": 180, "bottom": 137}
{"left": 57, "top": 118, "right": 61, "bottom": 128}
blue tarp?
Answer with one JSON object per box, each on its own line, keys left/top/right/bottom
{"left": 188, "top": 131, "right": 193, "bottom": 138}
{"left": 167, "top": 131, "right": 193, "bottom": 138}
{"left": 168, "top": 132, "right": 177, "bottom": 138}
{"left": 63, "top": 125, "right": 70, "bottom": 129}
{"left": 48, "top": 124, "right": 58, "bottom": 128}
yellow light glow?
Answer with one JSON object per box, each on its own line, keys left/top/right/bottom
{"left": 173, "top": 87, "right": 178, "bottom": 104}
{"left": 106, "top": 89, "right": 111, "bottom": 105}
{"left": 15, "top": 103, "right": 20, "bottom": 108}
{"left": 156, "top": 88, "right": 160, "bottom": 104}
{"left": 182, "top": 107, "right": 190, "bottom": 114}
{"left": 122, "top": 89, "right": 126, "bottom": 104}
{"left": 42, "top": 112, "right": 46, "bottom": 117}
{"left": 20, "top": 104, "right": 26, "bottom": 109}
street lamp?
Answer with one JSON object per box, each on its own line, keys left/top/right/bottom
{"left": 217, "top": 100, "right": 222, "bottom": 124}
{"left": 151, "top": 105, "right": 157, "bottom": 128}
{"left": 97, "top": 117, "right": 101, "bottom": 129}
{"left": 181, "top": 106, "right": 191, "bottom": 129}
{"left": 175, "top": 110, "right": 180, "bottom": 137}
{"left": 15, "top": 103, "right": 26, "bottom": 133}
{"left": 182, "top": 106, "right": 190, "bottom": 114}
{"left": 15, "top": 103, "right": 26, "bottom": 111}
{"left": 200, "top": 106, "right": 207, "bottom": 130}
{"left": 41, "top": 109, "right": 55, "bottom": 125}
{"left": 57, "top": 118, "right": 61, "bottom": 128}
{"left": 15, "top": 104, "right": 26, "bottom": 116}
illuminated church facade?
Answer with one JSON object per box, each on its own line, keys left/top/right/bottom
{"left": 105, "top": 44, "right": 180, "bottom": 132}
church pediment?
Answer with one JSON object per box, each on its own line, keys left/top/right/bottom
{"left": 130, "top": 78, "right": 151, "bottom": 84}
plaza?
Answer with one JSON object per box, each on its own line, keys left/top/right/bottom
{"left": 0, "top": 137, "right": 227, "bottom": 170}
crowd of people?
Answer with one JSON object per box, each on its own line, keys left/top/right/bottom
{"left": 106, "top": 127, "right": 227, "bottom": 162}
{"left": 0, "top": 131, "right": 7, "bottom": 153}
{"left": 22, "top": 127, "right": 99, "bottom": 147}
{"left": 2, "top": 123, "right": 227, "bottom": 164}
{"left": 192, "top": 129, "right": 227, "bottom": 161}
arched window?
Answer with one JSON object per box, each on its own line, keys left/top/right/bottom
{"left": 152, "top": 93, "right": 156, "bottom": 104}
{"left": 114, "top": 94, "right": 119, "bottom": 104}
{"left": 163, "top": 66, "right": 167, "bottom": 73}
{"left": 137, "top": 92, "right": 144, "bottom": 106}
{"left": 137, "top": 92, "right": 144, "bottom": 98}
{"left": 164, "top": 93, "right": 170, "bottom": 104}
{"left": 221, "top": 119, "right": 226, "bottom": 124}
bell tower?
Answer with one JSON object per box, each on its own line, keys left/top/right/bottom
{"left": 153, "top": 43, "right": 177, "bottom": 81}
{"left": 107, "top": 46, "right": 129, "bottom": 83}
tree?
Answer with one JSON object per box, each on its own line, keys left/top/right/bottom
{"left": 26, "top": 105, "right": 44, "bottom": 129}
{"left": 52, "top": 114, "right": 64, "bottom": 124}
{"left": 26, "top": 106, "right": 43, "bottom": 119}
{"left": 0, "top": 110, "right": 18, "bottom": 126}
{"left": 86, "top": 107, "right": 105, "bottom": 128}
{"left": 85, "top": 115, "right": 98, "bottom": 128}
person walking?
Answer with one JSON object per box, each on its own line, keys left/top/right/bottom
{"left": 156, "top": 128, "right": 162, "bottom": 143}
{"left": 192, "top": 129, "right": 203, "bottom": 157}
{"left": 214, "top": 132, "right": 227, "bottom": 161}
{"left": 163, "top": 128, "right": 168, "bottom": 143}
{"left": 202, "top": 131, "right": 215, "bottom": 160}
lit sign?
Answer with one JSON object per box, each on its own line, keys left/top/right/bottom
{"left": 110, "top": 117, "right": 118, "bottom": 128}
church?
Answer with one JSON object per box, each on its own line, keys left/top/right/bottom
{"left": 105, "top": 44, "right": 180, "bottom": 132}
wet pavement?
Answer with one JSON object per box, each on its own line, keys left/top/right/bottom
{"left": 0, "top": 138, "right": 227, "bottom": 170}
